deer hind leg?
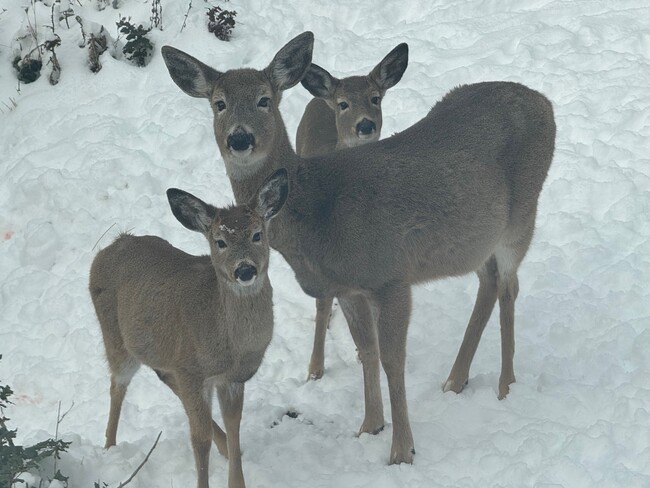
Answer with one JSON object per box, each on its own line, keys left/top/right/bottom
{"left": 338, "top": 294, "right": 384, "bottom": 436}
{"left": 155, "top": 370, "right": 228, "bottom": 459}
{"left": 443, "top": 256, "right": 498, "bottom": 394}
{"left": 217, "top": 383, "right": 245, "bottom": 488}
{"left": 96, "top": 297, "right": 141, "bottom": 448}
{"left": 494, "top": 245, "right": 524, "bottom": 400}
{"left": 308, "top": 296, "right": 334, "bottom": 380}
{"left": 374, "top": 281, "right": 414, "bottom": 465}
{"left": 105, "top": 355, "right": 140, "bottom": 448}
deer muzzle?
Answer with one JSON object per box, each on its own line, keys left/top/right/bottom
{"left": 356, "top": 118, "right": 377, "bottom": 137}
{"left": 234, "top": 262, "right": 258, "bottom": 285}
{"left": 227, "top": 129, "right": 255, "bottom": 152}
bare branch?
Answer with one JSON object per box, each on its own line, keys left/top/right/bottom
{"left": 116, "top": 431, "right": 162, "bottom": 488}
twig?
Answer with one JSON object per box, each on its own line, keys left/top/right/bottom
{"left": 50, "top": 3, "right": 55, "bottom": 34}
{"left": 55, "top": 401, "right": 75, "bottom": 439}
{"left": 180, "top": 0, "right": 192, "bottom": 33}
{"left": 53, "top": 401, "right": 74, "bottom": 476}
{"left": 115, "top": 431, "right": 162, "bottom": 488}
{"left": 1, "top": 98, "right": 18, "bottom": 114}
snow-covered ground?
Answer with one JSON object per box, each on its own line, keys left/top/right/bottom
{"left": 1, "top": 0, "right": 649, "bottom": 487}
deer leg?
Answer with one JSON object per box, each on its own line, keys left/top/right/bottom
{"left": 374, "top": 281, "right": 414, "bottom": 465}
{"left": 496, "top": 271, "right": 519, "bottom": 400}
{"left": 444, "top": 257, "right": 498, "bottom": 394}
{"left": 105, "top": 357, "right": 139, "bottom": 448}
{"left": 156, "top": 370, "right": 228, "bottom": 457}
{"left": 494, "top": 241, "right": 527, "bottom": 400}
{"left": 308, "top": 296, "right": 334, "bottom": 380}
{"left": 217, "top": 383, "right": 246, "bottom": 488}
{"left": 176, "top": 375, "right": 214, "bottom": 488}
{"left": 339, "top": 294, "right": 385, "bottom": 436}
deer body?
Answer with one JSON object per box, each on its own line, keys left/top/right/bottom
{"left": 162, "top": 33, "right": 555, "bottom": 465}
{"left": 90, "top": 170, "right": 288, "bottom": 488}
{"left": 96, "top": 236, "right": 272, "bottom": 382}
{"left": 295, "top": 43, "right": 409, "bottom": 379}
{"left": 276, "top": 81, "right": 546, "bottom": 294}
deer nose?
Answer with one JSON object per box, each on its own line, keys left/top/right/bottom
{"left": 356, "top": 118, "right": 376, "bottom": 136}
{"left": 227, "top": 130, "right": 255, "bottom": 152}
{"left": 234, "top": 262, "right": 257, "bottom": 284}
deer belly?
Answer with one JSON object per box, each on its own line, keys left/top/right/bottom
{"left": 207, "top": 350, "right": 267, "bottom": 385}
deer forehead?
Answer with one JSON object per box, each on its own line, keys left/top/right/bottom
{"left": 336, "top": 77, "right": 380, "bottom": 102}
{"left": 211, "top": 69, "right": 275, "bottom": 103}
{"left": 212, "top": 207, "right": 262, "bottom": 238}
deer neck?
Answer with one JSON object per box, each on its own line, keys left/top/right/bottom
{"left": 226, "top": 123, "right": 300, "bottom": 206}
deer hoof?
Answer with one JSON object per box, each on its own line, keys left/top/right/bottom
{"left": 442, "top": 377, "right": 467, "bottom": 394}
{"left": 389, "top": 446, "right": 415, "bottom": 465}
{"left": 308, "top": 368, "right": 324, "bottom": 381}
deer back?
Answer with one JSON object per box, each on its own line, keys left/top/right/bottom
{"left": 275, "top": 82, "right": 555, "bottom": 296}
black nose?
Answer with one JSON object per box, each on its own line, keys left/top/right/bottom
{"left": 356, "top": 118, "right": 376, "bottom": 136}
{"left": 227, "top": 130, "right": 255, "bottom": 151}
{"left": 234, "top": 263, "right": 257, "bottom": 282}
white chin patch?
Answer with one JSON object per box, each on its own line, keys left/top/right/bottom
{"left": 358, "top": 132, "right": 377, "bottom": 140}
{"left": 229, "top": 147, "right": 253, "bottom": 158}
{"left": 223, "top": 151, "right": 267, "bottom": 180}
{"left": 344, "top": 134, "right": 378, "bottom": 147}
{"left": 236, "top": 275, "right": 257, "bottom": 287}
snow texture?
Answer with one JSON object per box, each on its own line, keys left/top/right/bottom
{"left": 1, "top": 0, "right": 649, "bottom": 487}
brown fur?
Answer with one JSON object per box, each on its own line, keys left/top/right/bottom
{"left": 295, "top": 44, "right": 409, "bottom": 380}
{"left": 162, "top": 32, "right": 556, "bottom": 465}
{"left": 89, "top": 171, "right": 288, "bottom": 488}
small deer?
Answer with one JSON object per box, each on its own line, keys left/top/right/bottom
{"left": 89, "top": 169, "right": 288, "bottom": 488}
{"left": 161, "top": 32, "right": 555, "bottom": 465}
{"left": 295, "top": 43, "right": 409, "bottom": 380}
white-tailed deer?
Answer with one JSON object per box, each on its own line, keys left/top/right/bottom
{"left": 89, "top": 169, "right": 288, "bottom": 488}
{"left": 161, "top": 32, "right": 556, "bottom": 465}
{"left": 295, "top": 43, "right": 409, "bottom": 380}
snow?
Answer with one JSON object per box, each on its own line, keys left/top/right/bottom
{"left": 1, "top": 0, "right": 649, "bottom": 487}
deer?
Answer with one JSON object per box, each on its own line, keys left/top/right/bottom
{"left": 295, "top": 43, "right": 409, "bottom": 380}
{"left": 161, "top": 31, "right": 556, "bottom": 465}
{"left": 89, "top": 168, "right": 289, "bottom": 488}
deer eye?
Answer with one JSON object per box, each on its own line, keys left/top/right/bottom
{"left": 252, "top": 231, "right": 262, "bottom": 242}
{"left": 338, "top": 101, "right": 349, "bottom": 110}
{"left": 216, "top": 239, "right": 227, "bottom": 249}
{"left": 257, "top": 97, "right": 270, "bottom": 108}
{"left": 371, "top": 96, "right": 380, "bottom": 105}
{"left": 215, "top": 100, "right": 226, "bottom": 112}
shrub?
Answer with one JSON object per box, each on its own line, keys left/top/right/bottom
{"left": 206, "top": 6, "right": 236, "bottom": 41}
{"left": 0, "top": 354, "right": 71, "bottom": 488}
{"left": 116, "top": 17, "right": 153, "bottom": 67}
{"left": 12, "top": 56, "right": 42, "bottom": 84}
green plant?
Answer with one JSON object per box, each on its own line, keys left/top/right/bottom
{"left": 116, "top": 16, "right": 153, "bottom": 67}
{"left": 206, "top": 5, "right": 236, "bottom": 41}
{"left": 0, "top": 355, "right": 71, "bottom": 488}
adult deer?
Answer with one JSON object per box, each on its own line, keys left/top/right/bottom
{"left": 295, "top": 43, "right": 409, "bottom": 380}
{"left": 89, "top": 169, "right": 288, "bottom": 488}
{"left": 161, "top": 32, "right": 556, "bottom": 464}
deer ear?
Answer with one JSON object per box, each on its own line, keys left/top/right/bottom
{"left": 264, "top": 31, "right": 314, "bottom": 92}
{"left": 161, "top": 46, "right": 222, "bottom": 99}
{"left": 369, "top": 43, "right": 409, "bottom": 93}
{"left": 301, "top": 63, "right": 338, "bottom": 99}
{"left": 167, "top": 188, "right": 216, "bottom": 233}
{"left": 254, "top": 169, "right": 288, "bottom": 221}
